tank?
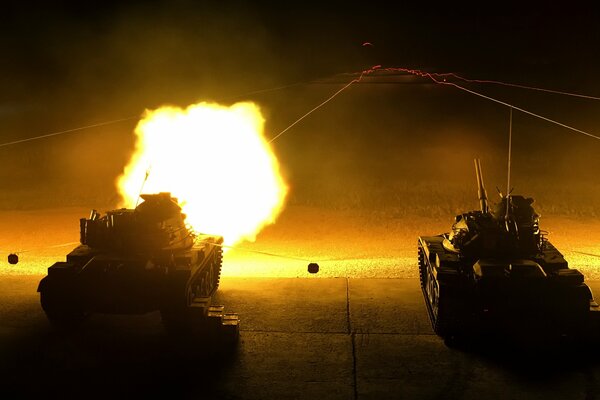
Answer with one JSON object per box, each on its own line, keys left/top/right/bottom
{"left": 38, "top": 192, "right": 238, "bottom": 336}
{"left": 418, "top": 159, "right": 600, "bottom": 340}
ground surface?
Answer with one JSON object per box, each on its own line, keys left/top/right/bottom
{"left": 2, "top": 276, "right": 600, "bottom": 399}
{"left": 3, "top": 206, "right": 600, "bottom": 399}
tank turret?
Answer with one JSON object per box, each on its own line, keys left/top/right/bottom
{"left": 444, "top": 160, "right": 545, "bottom": 260}
{"left": 80, "top": 192, "right": 195, "bottom": 253}
{"left": 418, "top": 159, "right": 599, "bottom": 341}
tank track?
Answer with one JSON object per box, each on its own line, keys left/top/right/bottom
{"left": 39, "top": 278, "right": 89, "bottom": 328}
{"left": 418, "top": 246, "right": 426, "bottom": 289}
{"left": 161, "top": 243, "right": 224, "bottom": 333}
{"left": 418, "top": 241, "right": 456, "bottom": 338}
{"left": 189, "top": 244, "right": 223, "bottom": 299}
{"left": 214, "top": 246, "right": 223, "bottom": 289}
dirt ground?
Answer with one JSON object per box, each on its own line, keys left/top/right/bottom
{"left": 1, "top": 205, "right": 600, "bottom": 280}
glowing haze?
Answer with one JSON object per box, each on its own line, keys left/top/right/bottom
{"left": 117, "top": 102, "right": 288, "bottom": 246}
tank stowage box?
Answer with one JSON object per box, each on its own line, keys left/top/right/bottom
{"left": 38, "top": 192, "right": 238, "bottom": 338}
{"left": 418, "top": 160, "right": 600, "bottom": 340}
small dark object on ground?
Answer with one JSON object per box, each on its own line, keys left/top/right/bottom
{"left": 7, "top": 253, "right": 18, "bottom": 265}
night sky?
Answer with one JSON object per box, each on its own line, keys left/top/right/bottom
{"left": 2, "top": 1, "right": 600, "bottom": 211}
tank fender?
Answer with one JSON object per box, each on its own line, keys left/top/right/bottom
{"left": 581, "top": 283, "right": 594, "bottom": 300}
{"left": 37, "top": 276, "right": 49, "bottom": 293}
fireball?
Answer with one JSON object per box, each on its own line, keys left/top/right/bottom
{"left": 117, "top": 102, "right": 288, "bottom": 246}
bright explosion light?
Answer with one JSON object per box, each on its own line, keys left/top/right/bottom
{"left": 116, "top": 101, "right": 288, "bottom": 246}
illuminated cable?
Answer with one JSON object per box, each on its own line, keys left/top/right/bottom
{"left": 195, "top": 238, "right": 315, "bottom": 263}
{"left": 5, "top": 66, "right": 598, "bottom": 148}
{"left": 442, "top": 80, "right": 600, "bottom": 141}
{"left": 505, "top": 107, "right": 513, "bottom": 221}
{"left": 573, "top": 251, "right": 600, "bottom": 259}
{"left": 1, "top": 241, "right": 80, "bottom": 255}
{"left": 441, "top": 73, "right": 600, "bottom": 100}
{"left": 267, "top": 67, "right": 378, "bottom": 143}
{"left": 349, "top": 68, "right": 600, "bottom": 100}
{"left": 268, "top": 80, "right": 357, "bottom": 143}
{"left": 0, "top": 80, "right": 316, "bottom": 149}
{"left": 362, "top": 66, "right": 600, "bottom": 141}
{"left": 0, "top": 117, "right": 137, "bottom": 148}
{"left": 222, "top": 81, "right": 307, "bottom": 100}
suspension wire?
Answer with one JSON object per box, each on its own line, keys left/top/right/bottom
{"left": 221, "top": 80, "right": 307, "bottom": 100}
{"left": 1, "top": 241, "right": 80, "bottom": 255}
{"left": 342, "top": 69, "right": 600, "bottom": 100}
{"left": 6, "top": 65, "right": 596, "bottom": 150}
{"left": 505, "top": 107, "right": 513, "bottom": 221}
{"left": 195, "top": 238, "right": 316, "bottom": 263}
{"left": 0, "top": 79, "right": 319, "bottom": 149}
{"left": 6, "top": 235, "right": 321, "bottom": 264}
{"left": 437, "top": 79, "right": 600, "bottom": 141}
{"left": 266, "top": 66, "right": 387, "bottom": 144}
{"left": 267, "top": 76, "right": 362, "bottom": 143}
{"left": 0, "top": 116, "right": 138, "bottom": 148}
{"left": 442, "top": 73, "right": 600, "bottom": 101}
{"left": 265, "top": 65, "right": 600, "bottom": 145}
{"left": 573, "top": 251, "right": 600, "bottom": 259}
{"left": 340, "top": 66, "right": 600, "bottom": 141}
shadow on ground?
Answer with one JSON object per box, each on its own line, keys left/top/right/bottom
{"left": 452, "top": 333, "right": 600, "bottom": 378}
{"left": 0, "top": 315, "right": 239, "bottom": 398}
{"left": 3, "top": 276, "right": 600, "bottom": 399}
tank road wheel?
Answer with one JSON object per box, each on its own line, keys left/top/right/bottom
{"left": 430, "top": 283, "right": 468, "bottom": 344}
{"left": 430, "top": 285, "right": 450, "bottom": 336}
{"left": 189, "top": 246, "right": 222, "bottom": 299}
{"left": 39, "top": 280, "right": 88, "bottom": 328}
{"left": 420, "top": 260, "right": 460, "bottom": 340}
{"left": 161, "top": 246, "right": 224, "bottom": 334}
{"left": 426, "top": 274, "right": 445, "bottom": 335}
{"left": 200, "top": 272, "right": 210, "bottom": 297}
{"left": 419, "top": 242, "right": 448, "bottom": 334}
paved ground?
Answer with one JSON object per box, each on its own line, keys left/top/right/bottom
{"left": 2, "top": 276, "right": 600, "bottom": 399}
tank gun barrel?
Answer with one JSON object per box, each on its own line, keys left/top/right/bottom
{"left": 474, "top": 158, "right": 488, "bottom": 213}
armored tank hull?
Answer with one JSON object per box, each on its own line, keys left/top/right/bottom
{"left": 37, "top": 193, "right": 238, "bottom": 336}
{"left": 418, "top": 236, "right": 599, "bottom": 338}
{"left": 417, "top": 160, "right": 600, "bottom": 340}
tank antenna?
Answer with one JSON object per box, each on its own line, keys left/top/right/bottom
{"left": 474, "top": 159, "right": 488, "bottom": 213}
{"left": 135, "top": 167, "right": 151, "bottom": 207}
{"left": 505, "top": 107, "right": 513, "bottom": 221}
